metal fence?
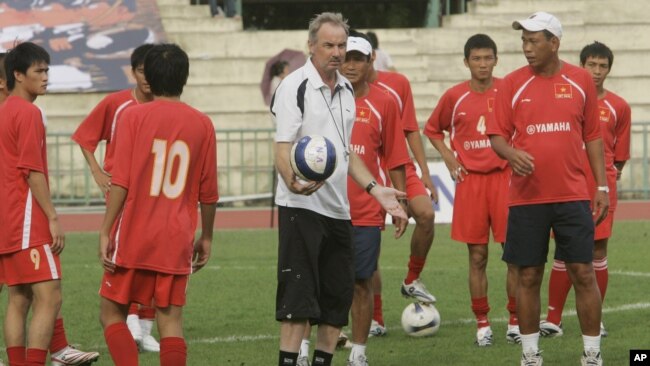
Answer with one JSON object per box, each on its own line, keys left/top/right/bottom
{"left": 47, "top": 122, "right": 650, "bottom": 206}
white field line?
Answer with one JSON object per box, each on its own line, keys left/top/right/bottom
{"left": 49, "top": 301, "right": 650, "bottom": 350}
{"left": 186, "top": 302, "right": 650, "bottom": 345}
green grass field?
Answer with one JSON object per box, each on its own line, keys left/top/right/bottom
{"left": 1, "top": 221, "right": 649, "bottom": 365}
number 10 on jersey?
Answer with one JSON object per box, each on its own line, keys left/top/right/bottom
{"left": 150, "top": 139, "right": 190, "bottom": 199}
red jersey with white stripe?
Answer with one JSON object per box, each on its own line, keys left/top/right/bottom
{"left": 72, "top": 89, "right": 136, "bottom": 174}
{"left": 596, "top": 91, "right": 631, "bottom": 173}
{"left": 348, "top": 85, "right": 411, "bottom": 227}
{"left": 372, "top": 71, "right": 419, "bottom": 132}
{"left": 583, "top": 90, "right": 631, "bottom": 211}
{"left": 425, "top": 79, "right": 507, "bottom": 173}
{"left": 109, "top": 100, "right": 219, "bottom": 275}
{"left": 0, "top": 96, "right": 52, "bottom": 254}
{"left": 487, "top": 62, "right": 601, "bottom": 206}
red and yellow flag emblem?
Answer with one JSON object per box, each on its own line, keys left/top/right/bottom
{"left": 554, "top": 83, "right": 572, "bottom": 99}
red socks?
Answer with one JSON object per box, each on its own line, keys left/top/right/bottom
{"left": 138, "top": 306, "right": 156, "bottom": 320}
{"left": 128, "top": 303, "right": 139, "bottom": 315}
{"left": 104, "top": 322, "right": 139, "bottom": 366}
{"left": 24, "top": 348, "right": 47, "bottom": 366}
{"left": 373, "top": 294, "right": 384, "bottom": 326}
{"left": 7, "top": 346, "right": 26, "bottom": 366}
{"left": 160, "top": 337, "right": 187, "bottom": 366}
{"left": 546, "top": 260, "right": 572, "bottom": 325}
{"left": 49, "top": 318, "right": 68, "bottom": 354}
{"left": 405, "top": 255, "right": 426, "bottom": 284}
{"left": 594, "top": 257, "right": 608, "bottom": 301}
{"left": 471, "top": 297, "right": 490, "bottom": 328}
{"left": 507, "top": 296, "right": 518, "bottom": 326}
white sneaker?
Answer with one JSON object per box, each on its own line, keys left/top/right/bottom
{"left": 600, "top": 322, "right": 608, "bottom": 337}
{"left": 475, "top": 326, "right": 493, "bottom": 347}
{"left": 368, "top": 320, "right": 386, "bottom": 337}
{"left": 581, "top": 349, "right": 603, "bottom": 366}
{"left": 141, "top": 335, "right": 160, "bottom": 352}
{"left": 506, "top": 325, "right": 522, "bottom": 344}
{"left": 297, "top": 355, "right": 311, "bottom": 366}
{"left": 51, "top": 345, "right": 100, "bottom": 366}
{"left": 520, "top": 350, "right": 543, "bottom": 366}
{"left": 126, "top": 314, "right": 143, "bottom": 345}
{"left": 400, "top": 279, "right": 436, "bottom": 303}
{"left": 347, "top": 354, "right": 368, "bottom": 366}
{"left": 539, "top": 320, "right": 563, "bottom": 337}
{"left": 138, "top": 318, "right": 160, "bottom": 352}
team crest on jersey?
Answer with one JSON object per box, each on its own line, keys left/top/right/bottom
{"left": 487, "top": 97, "right": 495, "bottom": 112}
{"left": 356, "top": 107, "right": 371, "bottom": 124}
{"left": 599, "top": 107, "right": 611, "bottom": 122}
{"left": 554, "top": 84, "right": 573, "bottom": 99}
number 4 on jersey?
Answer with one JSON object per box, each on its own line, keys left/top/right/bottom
{"left": 150, "top": 139, "right": 190, "bottom": 199}
{"left": 476, "top": 115, "right": 486, "bottom": 135}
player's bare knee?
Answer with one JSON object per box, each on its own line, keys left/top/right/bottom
{"left": 518, "top": 266, "right": 544, "bottom": 288}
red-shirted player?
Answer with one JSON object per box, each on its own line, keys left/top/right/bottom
{"left": 72, "top": 44, "right": 162, "bottom": 353}
{"left": 487, "top": 12, "right": 608, "bottom": 366}
{"left": 425, "top": 34, "right": 519, "bottom": 347}
{"left": 367, "top": 46, "right": 437, "bottom": 334}
{"left": 542, "top": 41, "right": 631, "bottom": 339}
{"left": 341, "top": 35, "right": 410, "bottom": 366}
{"left": 98, "top": 44, "right": 218, "bottom": 366}
{"left": 0, "top": 44, "right": 99, "bottom": 366}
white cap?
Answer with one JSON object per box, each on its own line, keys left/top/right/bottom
{"left": 512, "top": 11, "right": 563, "bottom": 39}
{"left": 346, "top": 36, "right": 372, "bottom": 56}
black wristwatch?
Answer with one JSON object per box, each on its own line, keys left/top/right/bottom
{"left": 365, "top": 180, "right": 378, "bottom": 194}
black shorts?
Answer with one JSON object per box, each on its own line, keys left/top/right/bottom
{"left": 503, "top": 201, "right": 594, "bottom": 266}
{"left": 276, "top": 206, "right": 354, "bottom": 327}
{"left": 352, "top": 226, "right": 381, "bottom": 280}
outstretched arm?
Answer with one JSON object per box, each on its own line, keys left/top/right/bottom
{"left": 348, "top": 151, "right": 408, "bottom": 237}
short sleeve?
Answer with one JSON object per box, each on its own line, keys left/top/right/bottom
{"left": 614, "top": 101, "right": 632, "bottom": 162}
{"left": 486, "top": 77, "right": 514, "bottom": 139}
{"left": 272, "top": 78, "right": 304, "bottom": 142}
{"left": 72, "top": 96, "right": 113, "bottom": 152}
{"left": 199, "top": 120, "right": 219, "bottom": 204}
{"left": 424, "top": 91, "right": 452, "bottom": 140}
{"left": 16, "top": 107, "right": 46, "bottom": 176}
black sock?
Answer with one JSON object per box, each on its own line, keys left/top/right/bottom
{"left": 279, "top": 350, "right": 298, "bottom": 366}
{"left": 312, "top": 350, "right": 333, "bottom": 366}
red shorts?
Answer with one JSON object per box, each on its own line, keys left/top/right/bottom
{"left": 586, "top": 168, "right": 618, "bottom": 210}
{"left": 594, "top": 210, "right": 615, "bottom": 241}
{"left": 405, "top": 162, "right": 428, "bottom": 200}
{"left": 451, "top": 169, "right": 509, "bottom": 244}
{"left": 99, "top": 267, "right": 189, "bottom": 308}
{"left": 0, "top": 244, "right": 62, "bottom": 286}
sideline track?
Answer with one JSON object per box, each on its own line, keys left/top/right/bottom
{"left": 59, "top": 200, "right": 650, "bottom": 232}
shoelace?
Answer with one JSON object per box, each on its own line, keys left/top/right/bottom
{"left": 583, "top": 351, "right": 601, "bottom": 366}
{"left": 522, "top": 350, "right": 542, "bottom": 366}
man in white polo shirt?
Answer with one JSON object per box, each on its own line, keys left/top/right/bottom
{"left": 271, "top": 12, "right": 407, "bottom": 366}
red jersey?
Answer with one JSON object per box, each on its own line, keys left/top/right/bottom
{"left": 372, "top": 71, "right": 419, "bottom": 132}
{"left": 109, "top": 100, "right": 219, "bottom": 275}
{"left": 596, "top": 91, "right": 631, "bottom": 173}
{"left": 72, "top": 89, "right": 136, "bottom": 174}
{"left": 348, "top": 85, "right": 411, "bottom": 227}
{"left": 425, "top": 79, "right": 508, "bottom": 173}
{"left": 0, "top": 96, "right": 52, "bottom": 254}
{"left": 487, "top": 62, "right": 601, "bottom": 206}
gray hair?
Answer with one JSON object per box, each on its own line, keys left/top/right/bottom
{"left": 308, "top": 12, "right": 349, "bottom": 44}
